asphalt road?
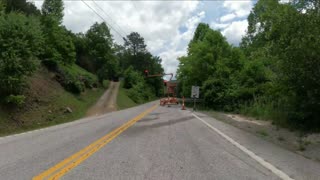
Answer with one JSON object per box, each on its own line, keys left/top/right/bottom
{"left": 0, "top": 102, "right": 320, "bottom": 180}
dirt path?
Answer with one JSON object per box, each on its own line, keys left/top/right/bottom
{"left": 86, "top": 81, "right": 120, "bottom": 116}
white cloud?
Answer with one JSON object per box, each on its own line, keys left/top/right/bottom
{"left": 279, "top": 0, "right": 290, "bottom": 3}
{"left": 30, "top": 0, "right": 201, "bottom": 76}
{"left": 210, "top": 1, "right": 252, "bottom": 45}
{"left": 161, "top": 11, "right": 205, "bottom": 76}
{"left": 210, "top": 22, "right": 230, "bottom": 29}
{"left": 222, "top": 20, "right": 248, "bottom": 45}
{"left": 223, "top": 1, "right": 253, "bottom": 18}
{"left": 220, "top": 13, "right": 236, "bottom": 22}
{"left": 30, "top": 1, "right": 252, "bottom": 76}
{"left": 159, "top": 50, "right": 186, "bottom": 79}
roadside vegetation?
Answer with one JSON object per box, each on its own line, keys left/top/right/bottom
{"left": 116, "top": 82, "right": 138, "bottom": 110}
{"left": 177, "top": 0, "right": 320, "bottom": 131}
{"left": 0, "top": 0, "right": 164, "bottom": 135}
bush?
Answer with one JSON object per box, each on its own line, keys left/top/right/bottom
{"left": 128, "top": 82, "right": 154, "bottom": 104}
{"left": 0, "top": 12, "right": 43, "bottom": 98}
{"left": 42, "top": 59, "right": 58, "bottom": 71}
{"left": 66, "top": 80, "right": 85, "bottom": 94}
{"left": 123, "top": 66, "right": 143, "bottom": 89}
{"left": 239, "top": 96, "right": 289, "bottom": 126}
{"left": 54, "top": 64, "right": 98, "bottom": 94}
{"left": 41, "top": 17, "right": 76, "bottom": 65}
{"left": 5, "top": 95, "right": 26, "bottom": 106}
{"left": 82, "top": 74, "right": 96, "bottom": 88}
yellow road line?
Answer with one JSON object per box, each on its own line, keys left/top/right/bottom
{"left": 33, "top": 105, "right": 158, "bottom": 180}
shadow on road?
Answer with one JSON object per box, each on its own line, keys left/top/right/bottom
{"left": 134, "top": 116, "right": 194, "bottom": 129}
{"left": 138, "top": 117, "right": 159, "bottom": 123}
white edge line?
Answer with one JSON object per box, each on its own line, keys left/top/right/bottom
{"left": 192, "top": 113, "right": 294, "bottom": 180}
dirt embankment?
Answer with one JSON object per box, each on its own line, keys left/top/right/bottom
{"left": 86, "top": 81, "right": 120, "bottom": 116}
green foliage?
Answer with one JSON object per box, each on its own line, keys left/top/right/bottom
{"left": 0, "top": 0, "right": 162, "bottom": 111}
{"left": 57, "top": 64, "right": 98, "bottom": 94}
{"left": 77, "top": 22, "right": 119, "bottom": 83}
{"left": 0, "top": 12, "right": 43, "bottom": 99}
{"left": 242, "top": 0, "right": 320, "bottom": 129}
{"left": 123, "top": 66, "right": 154, "bottom": 103}
{"left": 4, "top": 95, "right": 25, "bottom": 106}
{"left": 3, "top": 0, "right": 40, "bottom": 15}
{"left": 41, "top": 22, "right": 76, "bottom": 65}
{"left": 178, "top": 0, "right": 320, "bottom": 130}
{"left": 127, "top": 82, "right": 154, "bottom": 104}
{"left": 239, "top": 97, "right": 288, "bottom": 125}
{"left": 124, "top": 32, "right": 147, "bottom": 56}
{"left": 39, "top": 0, "right": 75, "bottom": 66}
{"left": 117, "top": 83, "right": 137, "bottom": 110}
{"left": 42, "top": 0, "right": 64, "bottom": 24}
{"left": 123, "top": 66, "right": 143, "bottom": 89}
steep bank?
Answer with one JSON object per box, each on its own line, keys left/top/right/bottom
{"left": 0, "top": 67, "right": 105, "bottom": 136}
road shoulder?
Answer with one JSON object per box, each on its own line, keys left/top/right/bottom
{"left": 188, "top": 110, "right": 320, "bottom": 180}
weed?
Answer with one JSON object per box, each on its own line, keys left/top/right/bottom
{"left": 257, "top": 130, "right": 268, "bottom": 137}
{"left": 298, "top": 144, "right": 306, "bottom": 151}
{"left": 303, "top": 140, "right": 312, "bottom": 146}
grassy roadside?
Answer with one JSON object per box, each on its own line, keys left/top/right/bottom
{"left": 116, "top": 81, "right": 159, "bottom": 110}
{"left": 0, "top": 66, "right": 107, "bottom": 137}
{"left": 116, "top": 82, "right": 137, "bottom": 110}
{"left": 0, "top": 88, "right": 105, "bottom": 137}
{"left": 202, "top": 110, "right": 320, "bottom": 162}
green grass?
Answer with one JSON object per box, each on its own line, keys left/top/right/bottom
{"left": 102, "top": 80, "right": 110, "bottom": 89}
{"left": 0, "top": 88, "right": 105, "bottom": 137}
{"left": 59, "top": 63, "right": 97, "bottom": 81}
{"left": 239, "top": 97, "right": 289, "bottom": 127}
{"left": 0, "top": 64, "right": 107, "bottom": 137}
{"left": 116, "top": 82, "right": 137, "bottom": 110}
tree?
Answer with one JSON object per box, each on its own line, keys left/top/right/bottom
{"left": 85, "top": 22, "right": 117, "bottom": 82}
{"left": 0, "top": 12, "right": 43, "bottom": 103}
{"left": 177, "top": 23, "right": 232, "bottom": 98}
{"left": 40, "top": 0, "right": 75, "bottom": 66}
{"left": 42, "top": 0, "right": 64, "bottom": 24}
{"left": 0, "top": 1, "right": 4, "bottom": 14}
{"left": 3, "top": 0, "right": 40, "bottom": 15}
{"left": 40, "top": 24, "right": 76, "bottom": 65}
{"left": 240, "top": 0, "right": 320, "bottom": 128}
{"left": 124, "top": 32, "right": 147, "bottom": 56}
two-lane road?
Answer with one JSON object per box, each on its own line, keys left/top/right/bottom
{"left": 1, "top": 102, "right": 320, "bottom": 179}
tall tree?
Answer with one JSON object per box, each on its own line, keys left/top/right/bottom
{"left": 86, "top": 22, "right": 117, "bottom": 82}
{"left": 124, "top": 32, "right": 147, "bottom": 56}
{"left": 123, "top": 32, "right": 150, "bottom": 72}
{"left": 42, "top": 0, "right": 64, "bottom": 24}
{"left": 241, "top": 0, "right": 320, "bottom": 128}
{"left": 3, "top": 0, "right": 40, "bottom": 15}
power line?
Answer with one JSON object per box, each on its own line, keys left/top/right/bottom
{"left": 81, "top": 0, "right": 125, "bottom": 39}
{"left": 91, "top": 0, "right": 129, "bottom": 36}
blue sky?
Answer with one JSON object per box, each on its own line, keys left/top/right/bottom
{"left": 31, "top": 0, "right": 255, "bottom": 77}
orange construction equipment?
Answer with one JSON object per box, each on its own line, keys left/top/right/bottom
{"left": 144, "top": 70, "right": 178, "bottom": 106}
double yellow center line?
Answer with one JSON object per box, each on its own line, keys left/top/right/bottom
{"left": 33, "top": 104, "right": 158, "bottom": 180}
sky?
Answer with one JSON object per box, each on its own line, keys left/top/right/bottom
{"left": 31, "top": 0, "right": 255, "bottom": 77}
